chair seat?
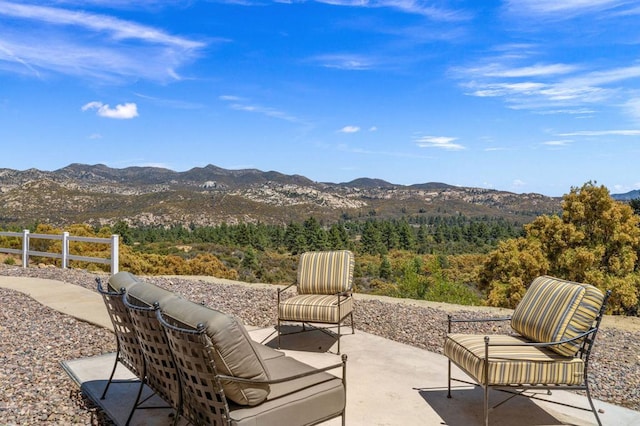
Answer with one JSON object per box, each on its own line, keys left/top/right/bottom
{"left": 278, "top": 294, "right": 353, "bottom": 324}
{"left": 444, "top": 334, "right": 585, "bottom": 386}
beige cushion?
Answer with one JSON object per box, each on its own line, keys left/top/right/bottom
{"left": 107, "top": 271, "right": 140, "bottom": 293}
{"left": 161, "top": 297, "right": 271, "bottom": 406}
{"left": 229, "top": 355, "right": 345, "bottom": 426}
{"left": 444, "top": 334, "right": 585, "bottom": 386}
{"left": 278, "top": 294, "right": 353, "bottom": 323}
{"left": 109, "top": 273, "right": 280, "bottom": 406}
{"left": 511, "top": 276, "right": 603, "bottom": 357}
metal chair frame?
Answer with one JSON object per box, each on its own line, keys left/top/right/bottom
{"left": 96, "top": 278, "right": 156, "bottom": 425}
{"left": 277, "top": 285, "right": 355, "bottom": 354}
{"left": 123, "top": 294, "right": 183, "bottom": 426}
{"left": 446, "top": 290, "right": 611, "bottom": 426}
{"left": 158, "top": 309, "right": 348, "bottom": 426}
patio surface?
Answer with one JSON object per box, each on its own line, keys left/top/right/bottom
{"left": 2, "top": 275, "right": 639, "bottom": 426}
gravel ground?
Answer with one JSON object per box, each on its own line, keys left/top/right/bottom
{"left": 1, "top": 265, "right": 639, "bottom": 425}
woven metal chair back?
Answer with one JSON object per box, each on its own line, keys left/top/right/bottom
{"left": 157, "top": 310, "right": 231, "bottom": 426}
{"left": 123, "top": 294, "right": 182, "bottom": 412}
{"left": 96, "top": 278, "right": 144, "bottom": 377}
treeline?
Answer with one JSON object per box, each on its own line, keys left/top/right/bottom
{"left": 115, "top": 215, "right": 523, "bottom": 257}
{"left": 4, "top": 186, "right": 638, "bottom": 314}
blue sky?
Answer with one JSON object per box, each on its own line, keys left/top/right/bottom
{"left": 1, "top": 0, "right": 639, "bottom": 197}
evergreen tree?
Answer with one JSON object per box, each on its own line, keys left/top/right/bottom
{"left": 379, "top": 255, "right": 392, "bottom": 280}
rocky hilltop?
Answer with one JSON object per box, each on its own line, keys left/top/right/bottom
{"left": 0, "top": 163, "right": 562, "bottom": 227}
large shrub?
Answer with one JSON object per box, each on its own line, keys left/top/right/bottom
{"left": 479, "top": 182, "right": 640, "bottom": 314}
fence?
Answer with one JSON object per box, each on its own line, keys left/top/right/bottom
{"left": 0, "top": 230, "right": 119, "bottom": 273}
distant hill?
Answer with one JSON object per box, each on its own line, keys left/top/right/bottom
{"left": 612, "top": 190, "right": 640, "bottom": 201}
{"left": 0, "top": 163, "right": 562, "bottom": 228}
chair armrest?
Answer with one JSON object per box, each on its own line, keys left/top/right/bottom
{"left": 217, "top": 354, "right": 347, "bottom": 385}
{"left": 278, "top": 283, "right": 297, "bottom": 295}
{"left": 447, "top": 314, "right": 511, "bottom": 333}
{"left": 486, "top": 327, "right": 598, "bottom": 349}
{"left": 277, "top": 283, "right": 297, "bottom": 305}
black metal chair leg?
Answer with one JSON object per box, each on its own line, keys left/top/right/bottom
{"left": 101, "top": 349, "right": 120, "bottom": 399}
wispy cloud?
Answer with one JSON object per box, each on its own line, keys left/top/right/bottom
{"left": 414, "top": 135, "right": 465, "bottom": 151}
{"left": 0, "top": 1, "right": 205, "bottom": 82}
{"left": 506, "top": 0, "right": 629, "bottom": 17}
{"left": 557, "top": 129, "right": 640, "bottom": 136}
{"left": 310, "top": 54, "right": 377, "bottom": 71}
{"left": 313, "top": 0, "right": 470, "bottom": 21}
{"left": 82, "top": 101, "right": 139, "bottom": 119}
{"left": 219, "top": 95, "right": 300, "bottom": 123}
{"left": 453, "top": 52, "right": 640, "bottom": 117}
{"left": 542, "top": 139, "right": 571, "bottom": 147}
{"left": 476, "top": 63, "right": 579, "bottom": 78}
{"left": 339, "top": 126, "right": 360, "bottom": 133}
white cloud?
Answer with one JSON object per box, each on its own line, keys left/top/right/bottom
{"left": 506, "top": 0, "right": 627, "bottom": 17}
{"left": 369, "top": 126, "right": 378, "bottom": 132}
{"left": 512, "top": 179, "right": 526, "bottom": 187}
{"left": 624, "top": 98, "right": 640, "bottom": 121}
{"left": 219, "top": 95, "right": 300, "bottom": 123}
{"left": 415, "top": 135, "right": 465, "bottom": 150}
{"left": 558, "top": 129, "right": 640, "bottom": 136}
{"left": 542, "top": 139, "right": 571, "bottom": 148}
{"left": 82, "top": 101, "right": 139, "bottom": 119}
{"left": 479, "top": 63, "right": 578, "bottom": 78}
{"left": 0, "top": 1, "right": 205, "bottom": 82}
{"left": 311, "top": 0, "right": 469, "bottom": 21}
{"left": 0, "top": 2, "right": 202, "bottom": 50}
{"left": 340, "top": 126, "right": 360, "bottom": 133}
{"left": 454, "top": 53, "right": 640, "bottom": 116}
{"left": 311, "top": 54, "right": 376, "bottom": 71}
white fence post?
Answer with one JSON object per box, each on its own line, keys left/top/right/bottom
{"left": 111, "top": 234, "right": 119, "bottom": 274}
{"left": 62, "top": 231, "right": 69, "bottom": 269}
{"left": 22, "top": 229, "right": 29, "bottom": 268}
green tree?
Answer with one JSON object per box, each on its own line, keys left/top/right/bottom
{"left": 379, "top": 255, "right": 392, "bottom": 280}
{"left": 360, "top": 220, "right": 386, "bottom": 255}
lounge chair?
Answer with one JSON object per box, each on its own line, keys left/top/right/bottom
{"left": 96, "top": 277, "right": 147, "bottom": 426}
{"left": 157, "top": 309, "right": 348, "bottom": 426}
{"left": 123, "top": 294, "right": 182, "bottom": 425}
{"left": 277, "top": 250, "right": 355, "bottom": 354}
{"left": 444, "top": 275, "right": 610, "bottom": 426}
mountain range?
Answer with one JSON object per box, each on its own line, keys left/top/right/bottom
{"left": 0, "top": 163, "right": 582, "bottom": 228}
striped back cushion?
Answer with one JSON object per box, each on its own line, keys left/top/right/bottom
{"left": 511, "top": 276, "right": 603, "bottom": 357}
{"left": 555, "top": 282, "right": 605, "bottom": 356}
{"left": 297, "top": 250, "right": 355, "bottom": 295}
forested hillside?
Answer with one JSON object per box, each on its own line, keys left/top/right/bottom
{"left": 1, "top": 182, "right": 639, "bottom": 315}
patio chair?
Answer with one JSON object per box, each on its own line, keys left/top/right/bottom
{"left": 123, "top": 294, "right": 182, "bottom": 426}
{"left": 157, "top": 309, "right": 348, "bottom": 426}
{"left": 444, "top": 275, "right": 610, "bottom": 426}
{"left": 277, "top": 250, "right": 355, "bottom": 354}
{"left": 96, "top": 277, "right": 147, "bottom": 426}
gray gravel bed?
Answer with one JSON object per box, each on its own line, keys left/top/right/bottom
{"left": 1, "top": 265, "right": 638, "bottom": 425}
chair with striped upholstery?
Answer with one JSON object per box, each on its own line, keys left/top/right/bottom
{"left": 277, "top": 250, "right": 355, "bottom": 354}
{"left": 444, "top": 276, "right": 610, "bottom": 426}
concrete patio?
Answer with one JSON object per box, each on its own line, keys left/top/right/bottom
{"left": 3, "top": 276, "right": 639, "bottom": 425}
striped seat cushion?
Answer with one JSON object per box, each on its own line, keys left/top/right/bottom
{"left": 444, "top": 334, "right": 585, "bottom": 386}
{"left": 511, "top": 276, "right": 604, "bottom": 357}
{"left": 278, "top": 294, "right": 353, "bottom": 323}
{"left": 297, "top": 250, "right": 354, "bottom": 295}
